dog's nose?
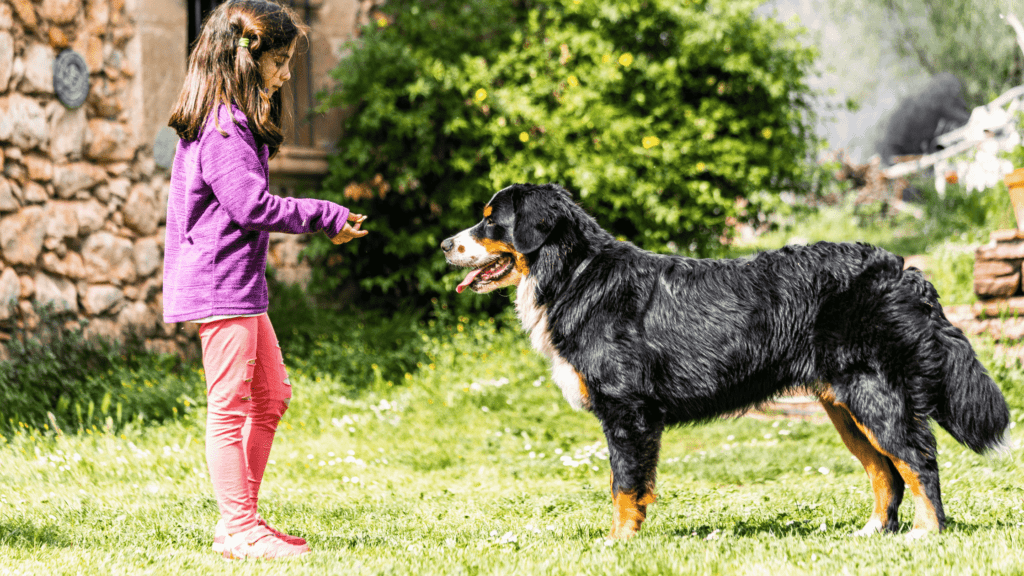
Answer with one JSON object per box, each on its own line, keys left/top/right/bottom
{"left": 441, "top": 238, "right": 454, "bottom": 252}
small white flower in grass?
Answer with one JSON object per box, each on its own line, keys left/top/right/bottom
{"left": 818, "top": 522, "right": 827, "bottom": 532}
{"left": 529, "top": 452, "right": 536, "bottom": 459}
{"left": 481, "top": 407, "right": 490, "bottom": 412}
{"left": 772, "top": 421, "right": 780, "bottom": 428}
{"left": 268, "top": 459, "right": 276, "bottom": 465}
{"left": 352, "top": 476, "right": 361, "bottom": 484}
{"left": 496, "top": 531, "right": 517, "bottom": 544}
{"left": 445, "top": 537, "right": 457, "bottom": 547}
{"left": 779, "top": 430, "right": 791, "bottom": 436}
{"left": 546, "top": 525, "right": 556, "bottom": 531}
{"left": 307, "top": 454, "right": 314, "bottom": 460}
{"left": 818, "top": 467, "right": 830, "bottom": 475}
{"left": 319, "top": 461, "right": 326, "bottom": 466}
{"left": 705, "top": 529, "right": 720, "bottom": 541}
{"left": 604, "top": 539, "right": 615, "bottom": 547}
{"left": 554, "top": 448, "right": 563, "bottom": 455}
{"left": 804, "top": 466, "right": 812, "bottom": 473}
{"left": 490, "top": 530, "right": 498, "bottom": 537}
{"left": 764, "top": 433, "right": 773, "bottom": 439}
{"left": 944, "top": 462, "right": 952, "bottom": 468}
{"left": 727, "top": 435, "right": 735, "bottom": 441}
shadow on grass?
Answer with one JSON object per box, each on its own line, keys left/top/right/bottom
{"left": 0, "top": 518, "right": 72, "bottom": 548}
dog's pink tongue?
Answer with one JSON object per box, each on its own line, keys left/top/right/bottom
{"left": 456, "top": 268, "right": 482, "bottom": 293}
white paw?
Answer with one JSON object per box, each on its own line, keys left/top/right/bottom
{"left": 904, "top": 528, "right": 932, "bottom": 541}
{"left": 851, "top": 518, "right": 883, "bottom": 537}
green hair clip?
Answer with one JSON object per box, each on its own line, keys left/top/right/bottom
{"left": 238, "top": 37, "right": 250, "bottom": 48}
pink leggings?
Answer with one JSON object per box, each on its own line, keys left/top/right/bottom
{"left": 198, "top": 314, "right": 291, "bottom": 534}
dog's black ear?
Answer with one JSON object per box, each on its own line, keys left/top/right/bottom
{"left": 510, "top": 185, "right": 566, "bottom": 254}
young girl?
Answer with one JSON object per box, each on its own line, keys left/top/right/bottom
{"left": 164, "top": 0, "right": 367, "bottom": 560}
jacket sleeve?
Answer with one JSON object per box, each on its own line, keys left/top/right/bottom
{"left": 200, "top": 106, "right": 350, "bottom": 237}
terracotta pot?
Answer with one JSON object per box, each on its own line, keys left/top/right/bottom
{"left": 1005, "top": 168, "right": 1024, "bottom": 230}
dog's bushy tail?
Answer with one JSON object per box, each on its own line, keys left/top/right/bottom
{"left": 909, "top": 271, "right": 1012, "bottom": 454}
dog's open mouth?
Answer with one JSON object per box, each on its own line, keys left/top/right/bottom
{"left": 455, "top": 254, "right": 515, "bottom": 293}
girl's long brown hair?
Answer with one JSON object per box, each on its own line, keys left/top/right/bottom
{"left": 168, "top": 0, "right": 306, "bottom": 158}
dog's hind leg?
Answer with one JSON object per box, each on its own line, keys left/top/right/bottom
{"left": 819, "top": 393, "right": 905, "bottom": 535}
{"left": 827, "top": 379, "right": 945, "bottom": 539}
{"left": 601, "top": 410, "right": 664, "bottom": 539}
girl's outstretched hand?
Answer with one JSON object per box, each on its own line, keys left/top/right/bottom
{"left": 330, "top": 213, "right": 369, "bottom": 245}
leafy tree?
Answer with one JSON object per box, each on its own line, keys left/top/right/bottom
{"left": 314, "top": 0, "right": 818, "bottom": 310}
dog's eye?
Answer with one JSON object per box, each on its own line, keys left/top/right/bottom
{"left": 485, "top": 217, "right": 494, "bottom": 226}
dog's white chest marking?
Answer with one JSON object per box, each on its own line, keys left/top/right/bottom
{"left": 516, "top": 276, "right": 587, "bottom": 411}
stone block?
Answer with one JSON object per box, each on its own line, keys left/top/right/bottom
{"left": 0, "top": 32, "right": 13, "bottom": 91}
{"left": 22, "top": 181, "right": 48, "bottom": 204}
{"left": 40, "top": 0, "right": 81, "bottom": 25}
{"left": 86, "top": 119, "right": 134, "bottom": 162}
{"left": 82, "top": 230, "right": 135, "bottom": 284}
{"left": 976, "top": 240, "right": 1024, "bottom": 261}
{"left": 41, "top": 251, "right": 85, "bottom": 279}
{"left": 44, "top": 200, "right": 79, "bottom": 239}
{"left": 974, "top": 259, "right": 1019, "bottom": 278}
{"left": 49, "top": 102, "right": 88, "bottom": 160}
{"left": 34, "top": 271, "right": 77, "bottom": 313}
{"left": 0, "top": 268, "right": 20, "bottom": 320}
{"left": 82, "top": 284, "right": 124, "bottom": 315}
{"left": 53, "top": 162, "right": 106, "bottom": 197}
{"left": 133, "top": 237, "right": 160, "bottom": 277}
{"left": 0, "top": 178, "right": 19, "bottom": 212}
{"left": 21, "top": 42, "right": 54, "bottom": 94}
{"left": 74, "top": 199, "right": 107, "bottom": 233}
{"left": 0, "top": 206, "right": 46, "bottom": 265}
{"left": 0, "top": 94, "right": 49, "bottom": 150}
{"left": 974, "top": 273, "right": 1020, "bottom": 298}
{"left": 117, "top": 300, "right": 156, "bottom": 337}
{"left": 10, "top": 0, "right": 37, "bottom": 30}
{"left": 123, "top": 182, "right": 159, "bottom": 235}
{"left": 24, "top": 154, "right": 53, "bottom": 182}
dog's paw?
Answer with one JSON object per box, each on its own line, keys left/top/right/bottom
{"left": 904, "top": 528, "right": 933, "bottom": 542}
{"left": 851, "top": 518, "right": 884, "bottom": 537}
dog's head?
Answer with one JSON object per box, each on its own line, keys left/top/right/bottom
{"left": 441, "top": 183, "right": 574, "bottom": 294}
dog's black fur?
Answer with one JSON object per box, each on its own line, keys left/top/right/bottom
{"left": 442, "top": 183, "right": 1010, "bottom": 538}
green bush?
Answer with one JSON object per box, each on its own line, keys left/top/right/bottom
{"left": 0, "top": 305, "right": 203, "bottom": 434}
{"left": 313, "top": 0, "right": 818, "bottom": 310}
{"left": 267, "top": 272, "right": 428, "bottom": 388}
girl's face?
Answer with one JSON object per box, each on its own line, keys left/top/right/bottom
{"left": 258, "top": 40, "right": 296, "bottom": 95}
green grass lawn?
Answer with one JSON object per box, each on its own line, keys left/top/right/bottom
{"left": 2, "top": 317, "right": 1023, "bottom": 575}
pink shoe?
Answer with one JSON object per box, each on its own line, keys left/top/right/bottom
{"left": 212, "top": 517, "right": 307, "bottom": 552}
{"left": 220, "top": 525, "right": 309, "bottom": 560}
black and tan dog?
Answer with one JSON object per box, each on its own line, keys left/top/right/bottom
{"left": 441, "top": 183, "right": 1010, "bottom": 540}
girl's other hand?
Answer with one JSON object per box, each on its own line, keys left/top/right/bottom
{"left": 330, "top": 213, "right": 369, "bottom": 244}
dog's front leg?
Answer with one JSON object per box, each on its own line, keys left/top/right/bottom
{"left": 602, "top": 410, "right": 664, "bottom": 539}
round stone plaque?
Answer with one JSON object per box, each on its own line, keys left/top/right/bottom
{"left": 53, "top": 49, "right": 90, "bottom": 109}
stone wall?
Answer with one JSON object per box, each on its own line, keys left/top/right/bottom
{"left": 0, "top": 0, "right": 186, "bottom": 355}
{"left": 974, "top": 229, "right": 1024, "bottom": 299}
{"left": 0, "top": 0, "right": 365, "bottom": 359}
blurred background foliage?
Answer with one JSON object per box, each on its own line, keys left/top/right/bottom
{"left": 310, "top": 0, "right": 819, "bottom": 312}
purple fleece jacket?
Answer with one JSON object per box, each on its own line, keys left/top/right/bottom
{"left": 163, "top": 104, "right": 350, "bottom": 323}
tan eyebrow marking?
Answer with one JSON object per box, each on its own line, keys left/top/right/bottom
{"left": 483, "top": 205, "right": 493, "bottom": 218}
